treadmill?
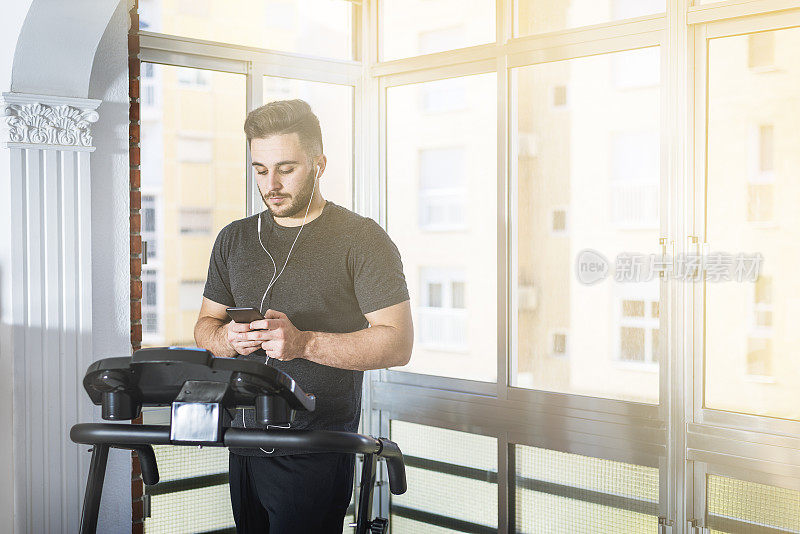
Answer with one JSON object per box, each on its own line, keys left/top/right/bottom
{"left": 70, "top": 346, "right": 406, "bottom": 534}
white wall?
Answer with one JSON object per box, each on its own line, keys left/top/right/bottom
{"left": 0, "top": 1, "right": 34, "bottom": 528}
{"left": 88, "top": 1, "right": 133, "bottom": 530}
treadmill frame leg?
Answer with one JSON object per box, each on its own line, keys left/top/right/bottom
{"left": 355, "top": 453, "right": 377, "bottom": 534}
{"left": 79, "top": 444, "right": 109, "bottom": 534}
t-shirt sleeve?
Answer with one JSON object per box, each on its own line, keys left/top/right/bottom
{"left": 203, "top": 225, "right": 236, "bottom": 307}
{"left": 351, "top": 218, "right": 410, "bottom": 315}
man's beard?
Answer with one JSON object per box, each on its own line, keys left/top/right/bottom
{"left": 261, "top": 168, "right": 316, "bottom": 218}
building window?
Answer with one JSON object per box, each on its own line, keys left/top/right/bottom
{"left": 179, "top": 208, "right": 213, "bottom": 235}
{"left": 141, "top": 62, "right": 159, "bottom": 109}
{"left": 551, "top": 331, "right": 568, "bottom": 357}
{"left": 616, "top": 284, "right": 659, "bottom": 365}
{"left": 551, "top": 207, "right": 568, "bottom": 235}
{"left": 746, "top": 338, "right": 773, "bottom": 377}
{"left": 610, "top": 131, "right": 659, "bottom": 229}
{"left": 141, "top": 194, "right": 158, "bottom": 261}
{"left": 747, "top": 275, "right": 774, "bottom": 378}
{"left": 418, "top": 147, "right": 467, "bottom": 231}
{"left": 552, "top": 85, "right": 568, "bottom": 108}
{"left": 417, "top": 267, "right": 468, "bottom": 352}
{"left": 142, "top": 269, "right": 160, "bottom": 336}
{"left": 747, "top": 124, "right": 775, "bottom": 223}
{"left": 748, "top": 32, "right": 775, "bottom": 69}
{"left": 758, "top": 124, "right": 775, "bottom": 174}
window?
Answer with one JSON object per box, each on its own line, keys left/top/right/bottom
{"left": 612, "top": 47, "right": 660, "bottom": 90}
{"left": 706, "top": 475, "right": 800, "bottom": 532}
{"left": 758, "top": 124, "right": 775, "bottom": 174}
{"left": 179, "top": 208, "right": 213, "bottom": 235}
{"left": 141, "top": 62, "right": 159, "bottom": 109}
{"left": 141, "top": 0, "right": 353, "bottom": 60}
{"left": 748, "top": 32, "right": 775, "bottom": 69}
{"left": 746, "top": 124, "right": 775, "bottom": 223}
{"left": 512, "top": 49, "right": 661, "bottom": 403}
{"left": 705, "top": 26, "right": 800, "bottom": 419}
{"left": 380, "top": 0, "right": 495, "bottom": 61}
{"left": 263, "top": 77, "right": 354, "bottom": 209}
{"left": 418, "top": 26, "right": 464, "bottom": 56}
{"left": 421, "top": 77, "right": 468, "bottom": 113}
{"left": 391, "top": 421, "right": 498, "bottom": 532}
{"left": 551, "top": 331, "right": 568, "bottom": 357}
{"left": 139, "top": 65, "right": 246, "bottom": 350}
{"left": 417, "top": 268, "right": 468, "bottom": 352}
{"left": 610, "top": 131, "right": 660, "bottom": 229}
{"left": 617, "top": 289, "right": 659, "bottom": 366}
{"left": 176, "top": 67, "right": 211, "bottom": 89}
{"left": 143, "top": 270, "right": 158, "bottom": 308}
{"left": 142, "top": 269, "right": 160, "bottom": 338}
{"left": 551, "top": 208, "right": 567, "bottom": 234}
{"left": 515, "top": 0, "right": 664, "bottom": 37}
{"left": 141, "top": 194, "right": 158, "bottom": 261}
{"left": 418, "top": 147, "right": 467, "bottom": 231}
{"left": 552, "top": 85, "right": 568, "bottom": 108}
{"left": 746, "top": 275, "right": 774, "bottom": 378}
{"left": 515, "top": 445, "right": 659, "bottom": 532}
{"left": 747, "top": 184, "right": 774, "bottom": 223}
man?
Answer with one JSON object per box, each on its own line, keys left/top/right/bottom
{"left": 194, "top": 99, "right": 413, "bottom": 533}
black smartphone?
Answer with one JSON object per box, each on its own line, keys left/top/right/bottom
{"left": 226, "top": 307, "right": 265, "bottom": 324}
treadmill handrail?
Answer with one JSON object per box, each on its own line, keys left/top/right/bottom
{"left": 70, "top": 423, "right": 407, "bottom": 495}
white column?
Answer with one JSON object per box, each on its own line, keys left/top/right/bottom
{"left": 1, "top": 92, "right": 100, "bottom": 534}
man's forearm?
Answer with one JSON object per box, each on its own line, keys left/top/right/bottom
{"left": 302, "top": 325, "right": 412, "bottom": 371}
{"left": 195, "top": 316, "right": 236, "bottom": 358}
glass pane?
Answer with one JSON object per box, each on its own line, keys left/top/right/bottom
{"left": 142, "top": 436, "right": 233, "bottom": 532}
{"left": 704, "top": 27, "right": 800, "bottom": 420}
{"left": 263, "top": 78, "right": 354, "bottom": 209}
{"left": 386, "top": 73, "right": 497, "bottom": 381}
{"left": 140, "top": 63, "right": 246, "bottom": 347}
{"left": 514, "top": 0, "right": 664, "bottom": 37}
{"left": 379, "top": 0, "right": 495, "bottom": 61}
{"left": 390, "top": 421, "right": 498, "bottom": 531}
{"left": 707, "top": 475, "right": 800, "bottom": 533}
{"left": 512, "top": 48, "right": 661, "bottom": 403}
{"left": 514, "top": 445, "right": 659, "bottom": 533}
{"left": 137, "top": 0, "right": 353, "bottom": 60}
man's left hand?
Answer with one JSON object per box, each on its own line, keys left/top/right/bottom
{"left": 245, "top": 309, "right": 311, "bottom": 362}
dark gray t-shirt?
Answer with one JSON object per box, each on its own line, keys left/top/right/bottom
{"left": 203, "top": 201, "right": 409, "bottom": 456}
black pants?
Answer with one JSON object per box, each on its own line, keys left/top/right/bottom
{"left": 229, "top": 451, "right": 355, "bottom": 533}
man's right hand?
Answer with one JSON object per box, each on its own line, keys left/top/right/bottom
{"left": 226, "top": 320, "right": 263, "bottom": 356}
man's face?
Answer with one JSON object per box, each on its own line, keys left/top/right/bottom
{"left": 250, "top": 133, "right": 319, "bottom": 218}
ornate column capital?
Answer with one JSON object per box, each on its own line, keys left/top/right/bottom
{"left": 1, "top": 92, "right": 102, "bottom": 151}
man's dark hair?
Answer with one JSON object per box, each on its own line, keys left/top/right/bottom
{"left": 244, "top": 99, "right": 323, "bottom": 156}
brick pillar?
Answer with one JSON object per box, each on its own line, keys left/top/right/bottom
{"left": 128, "top": 2, "right": 145, "bottom": 533}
